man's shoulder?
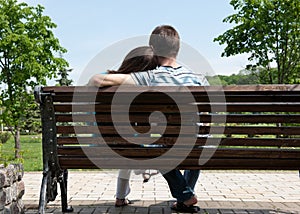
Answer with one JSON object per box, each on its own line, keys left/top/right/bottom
{"left": 151, "top": 65, "right": 191, "bottom": 73}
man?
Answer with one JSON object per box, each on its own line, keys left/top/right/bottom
{"left": 88, "top": 25, "right": 209, "bottom": 212}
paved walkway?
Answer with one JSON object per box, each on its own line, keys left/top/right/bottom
{"left": 23, "top": 170, "right": 300, "bottom": 213}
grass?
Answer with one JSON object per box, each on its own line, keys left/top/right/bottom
{"left": 0, "top": 134, "right": 106, "bottom": 172}
{"left": 0, "top": 134, "right": 42, "bottom": 171}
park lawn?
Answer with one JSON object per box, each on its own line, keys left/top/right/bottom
{"left": 1, "top": 134, "right": 42, "bottom": 171}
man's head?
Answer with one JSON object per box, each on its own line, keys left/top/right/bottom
{"left": 149, "top": 25, "right": 180, "bottom": 59}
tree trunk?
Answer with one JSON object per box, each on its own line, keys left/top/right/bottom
{"left": 14, "top": 127, "right": 21, "bottom": 159}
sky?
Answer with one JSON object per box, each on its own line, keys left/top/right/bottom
{"left": 21, "top": 0, "right": 250, "bottom": 85}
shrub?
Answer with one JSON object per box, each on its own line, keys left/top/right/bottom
{"left": 0, "top": 132, "right": 11, "bottom": 144}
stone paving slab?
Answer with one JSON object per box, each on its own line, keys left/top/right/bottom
{"left": 23, "top": 170, "right": 300, "bottom": 213}
{"left": 24, "top": 202, "right": 300, "bottom": 214}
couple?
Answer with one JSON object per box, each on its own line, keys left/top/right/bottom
{"left": 88, "top": 24, "right": 209, "bottom": 213}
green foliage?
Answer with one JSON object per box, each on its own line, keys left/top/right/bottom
{"left": 0, "top": 140, "right": 23, "bottom": 167}
{"left": 0, "top": 131, "right": 11, "bottom": 144}
{"left": 214, "top": 0, "right": 300, "bottom": 84}
{"left": 56, "top": 68, "right": 73, "bottom": 86}
{"left": 207, "top": 69, "right": 260, "bottom": 86}
{"left": 21, "top": 98, "right": 42, "bottom": 134}
{"left": 0, "top": 0, "right": 69, "bottom": 158}
{"left": 0, "top": 134, "right": 42, "bottom": 171}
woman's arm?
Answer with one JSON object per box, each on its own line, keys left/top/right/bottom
{"left": 87, "top": 74, "right": 136, "bottom": 87}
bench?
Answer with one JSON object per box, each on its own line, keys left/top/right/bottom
{"left": 34, "top": 84, "right": 300, "bottom": 213}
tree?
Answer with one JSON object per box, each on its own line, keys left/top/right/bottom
{"left": 56, "top": 68, "right": 73, "bottom": 86}
{"left": 214, "top": 0, "right": 300, "bottom": 84}
{"left": 21, "top": 102, "right": 41, "bottom": 134}
{"left": 0, "top": 0, "right": 68, "bottom": 158}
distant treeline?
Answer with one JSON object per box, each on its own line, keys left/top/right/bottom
{"left": 207, "top": 73, "right": 259, "bottom": 85}
{"left": 207, "top": 68, "right": 300, "bottom": 86}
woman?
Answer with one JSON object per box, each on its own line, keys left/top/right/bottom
{"left": 93, "top": 46, "right": 159, "bottom": 207}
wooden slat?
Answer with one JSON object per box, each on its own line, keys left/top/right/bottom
{"left": 56, "top": 125, "right": 194, "bottom": 135}
{"left": 44, "top": 85, "right": 300, "bottom": 104}
{"left": 57, "top": 136, "right": 300, "bottom": 147}
{"left": 56, "top": 125, "right": 300, "bottom": 135}
{"left": 55, "top": 113, "right": 300, "bottom": 123}
{"left": 212, "top": 114, "right": 300, "bottom": 123}
{"left": 57, "top": 147, "right": 300, "bottom": 159}
{"left": 53, "top": 103, "right": 300, "bottom": 113}
{"left": 56, "top": 113, "right": 182, "bottom": 123}
{"left": 43, "top": 84, "right": 300, "bottom": 94}
{"left": 58, "top": 157, "right": 300, "bottom": 170}
{"left": 195, "top": 95, "right": 300, "bottom": 103}
{"left": 53, "top": 92, "right": 300, "bottom": 104}
{"left": 204, "top": 126, "right": 300, "bottom": 135}
{"left": 180, "top": 159, "right": 300, "bottom": 170}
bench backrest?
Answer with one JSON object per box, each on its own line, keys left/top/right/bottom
{"left": 35, "top": 85, "right": 300, "bottom": 170}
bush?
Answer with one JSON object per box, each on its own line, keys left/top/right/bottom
{"left": 0, "top": 132, "right": 11, "bottom": 144}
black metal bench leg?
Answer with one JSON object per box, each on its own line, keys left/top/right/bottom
{"left": 59, "top": 169, "right": 73, "bottom": 212}
{"left": 38, "top": 171, "right": 49, "bottom": 214}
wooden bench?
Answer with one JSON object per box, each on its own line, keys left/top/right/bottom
{"left": 34, "top": 84, "right": 300, "bottom": 213}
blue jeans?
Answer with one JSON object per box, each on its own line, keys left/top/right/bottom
{"left": 161, "top": 169, "right": 200, "bottom": 202}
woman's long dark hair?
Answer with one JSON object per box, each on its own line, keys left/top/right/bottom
{"left": 108, "top": 46, "right": 158, "bottom": 74}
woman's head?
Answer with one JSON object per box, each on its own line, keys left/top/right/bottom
{"left": 108, "top": 46, "right": 158, "bottom": 74}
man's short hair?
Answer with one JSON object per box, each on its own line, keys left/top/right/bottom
{"left": 149, "top": 25, "right": 180, "bottom": 58}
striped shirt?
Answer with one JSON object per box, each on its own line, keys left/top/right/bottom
{"left": 130, "top": 66, "right": 209, "bottom": 86}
